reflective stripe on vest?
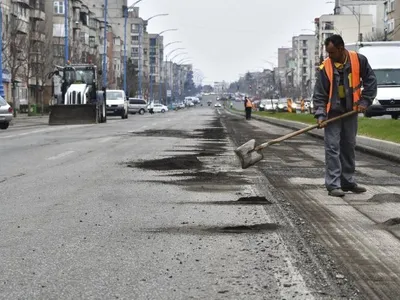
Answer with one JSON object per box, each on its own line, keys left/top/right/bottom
{"left": 245, "top": 100, "right": 253, "bottom": 108}
{"left": 323, "top": 51, "right": 361, "bottom": 112}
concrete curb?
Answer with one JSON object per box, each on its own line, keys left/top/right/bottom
{"left": 226, "top": 109, "right": 400, "bottom": 164}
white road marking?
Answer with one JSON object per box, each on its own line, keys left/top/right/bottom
{"left": 98, "top": 137, "right": 114, "bottom": 143}
{"left": 47, "top": 151, "right": 75, "bottom": 161}
{"left": 0, "top": 124, "right": 92, "bottom": 139}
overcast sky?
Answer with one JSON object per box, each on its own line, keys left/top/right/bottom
{"left": 128, "top": 0, "right": 335, "bottom": 85}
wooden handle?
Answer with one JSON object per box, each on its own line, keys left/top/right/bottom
{"left": 255, "top": 110, "right": 358, "bottom": 150}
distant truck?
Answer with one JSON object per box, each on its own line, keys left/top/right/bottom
{"left": 347, "top": 41, "right": 400, "bottom": 119}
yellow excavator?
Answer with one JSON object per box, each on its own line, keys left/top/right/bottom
{"left": 48, "top": 62, "right": 107, "bottom": 125}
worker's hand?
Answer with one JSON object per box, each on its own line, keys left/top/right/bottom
{"left": 357, "top": 105, "right": 367, "bottom": 113}
{"left": 317, "top": 117, "right": 327, "bottom": 129}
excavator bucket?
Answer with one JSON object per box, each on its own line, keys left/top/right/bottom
{"left": 49, "top": 104, "right": 99, "bottom": 125}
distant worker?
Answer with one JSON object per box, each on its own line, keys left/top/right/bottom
{"left": 313, "top": 34, "right": 377, "bottom": 197}
{"left": 244, "top": 96, "right": 253, "bottom": 120}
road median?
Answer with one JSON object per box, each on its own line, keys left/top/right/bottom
{"left": 227, "top": 108, "right": 400, "bottom": 163}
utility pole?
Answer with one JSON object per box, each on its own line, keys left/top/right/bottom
{"left": 123, "top": 7, "right": 127, "bottom": 96}
{"left": 159, "top": 43, "right": 162, "bottom": 104}
{"left": 0, "top": 1, "right": 5, "bottom": 98}
{"left": 64, "top": 0, "right": 69, "bottom": 63}
{"left": 102, "top": 0, "right": 108, "bottom": 89}
{"left": 138, "top": 23, "right": 143, "bottom": 97}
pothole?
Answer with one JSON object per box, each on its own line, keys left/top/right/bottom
{"left": 381, "top": 217, "right": 400, "bottom": 226}
{"left": 130, "top": 129, "right": 195, "bottom": 139}
{"left": 217, "top": 223, "right": 279, "bottom": 233}
{"left": 368, "top": 193, "right": 400, "bottom": 203}
{"left": 175, "top": 197, "right": 272, "bottom": 206}
{"left": 142, "top": 223, "right": 280, "bottom": 235}
{"left": 237, "top": 196, "right": 272, "bottom": 204}
{"left": 128, "top": 155, "right": 202, "bottom": 171}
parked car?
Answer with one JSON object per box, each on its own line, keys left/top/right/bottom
{"left": 214, "top": 103, "right": 222, "bottom": 108}
{"left": 178, "top": 103, "right": 185, "bottom": 109}
{"left": 0, "top": 96, "right": 13, "bottom": 130}
{"left": 259, "top": 99, "right": 278, "bottom": 111}
{"left": 276, "top": 98, "right": 288, "bottom": 112}
{"left": 128, "top": 98, "right": 147, "bottom": 115}
{"left": 148, "top": 103, "right": 168, "bottom": 113}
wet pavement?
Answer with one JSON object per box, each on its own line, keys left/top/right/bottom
{"left": 1, "top": 103, "right": 400, "bottom": 299}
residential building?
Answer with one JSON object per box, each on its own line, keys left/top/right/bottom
{"left": 291, "top": 34, "right": 316, "bottom": 97}
{"left": 1, "top": 0, "right": 46, "bottom": 108}
{"left": 277, "top": 47, "right": 291, "bottom": 69}
{"left": 147, "top": 34, "right": 163, "bottom": 100}
{"left": 314, "top": 14, "right": 374, "bottom": 61}
{"left": 385, "top": 0, "right": 400, "bottom": 40}
{"left": 337, "top": 0, "right": 386, "bottom": 34}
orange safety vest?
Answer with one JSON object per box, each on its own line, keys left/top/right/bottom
{"left": 245, "top": 99, "right": 253, "bottom": 108}
{"left": 322, "top": 51, "right": 361, "bottom": 113}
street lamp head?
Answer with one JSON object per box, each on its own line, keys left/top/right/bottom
{"left": 146, "top": 13, "right": 169, "bottom": 22}
{"left": 158, "top": 28, "right": 178, "bottom": 36}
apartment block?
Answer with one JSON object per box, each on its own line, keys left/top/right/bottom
{"left": 292, "top": 34, "right": 316, "bottom": 97}
{"left": 314, "top": 14, "right": 374, "bottom": 61}
{"left": 1, "top": 0, "right": 46, "bottom": 107}
{"left": 385, "top": 0, "right": 400, "bottom": 40}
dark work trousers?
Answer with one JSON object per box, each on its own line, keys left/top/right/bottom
{"left": 245, "top": 107, "right": 252, "bottom": 120}
{"left": 324, "top": 112, "right": 358, "bottom": 191}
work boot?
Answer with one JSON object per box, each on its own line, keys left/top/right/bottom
{"left": 328, "top": 188, "right": 345, "bottom": 197}
{"left": 342, "top": 185, "right": 367, "bottom": 194}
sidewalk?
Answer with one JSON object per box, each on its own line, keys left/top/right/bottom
{"left": 227, "top": 109, "right": 400, "bottom": 163}
{"left": 9, "top": 114, "right": 49, "bottom": 128}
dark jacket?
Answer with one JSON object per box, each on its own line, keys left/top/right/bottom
{"left": 312, "top": 52, "right": 377, "bottom": 120}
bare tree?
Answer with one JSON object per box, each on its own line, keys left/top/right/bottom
{"left": 2, "top": 17, "right": 30, "bottom": 116}
{"left": 31, "top": 29, "right": 56, "bottom": 114}
{"left": 363, "top": 29, "right": 387, "bottom": 42}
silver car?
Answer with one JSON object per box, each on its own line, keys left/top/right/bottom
{"left": 0, "top": 95, "right": 12, "bottom": 130}
{"left": 128, "top": 98, "right": 147, "bottom": 115}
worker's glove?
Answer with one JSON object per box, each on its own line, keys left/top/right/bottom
{"left": 357, "top": 105, "right": 367, "bottom": 113}
{"left": 317, "top": 116, "right": 327, "bottom": 129}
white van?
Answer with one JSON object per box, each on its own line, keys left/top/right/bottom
{"left": 106, "top": 90, "right": 128, "bottom": 119}
{"left": 348, "top": 41, "right": 400, "bottom": 119}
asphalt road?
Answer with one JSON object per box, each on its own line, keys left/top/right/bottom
{"left": 1, "top": 104, "right": 400, "bottom": 299}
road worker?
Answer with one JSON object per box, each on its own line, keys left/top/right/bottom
{"left": 244, "top": 96, "right": 253, "bottom": 120}
{"left": 312, "top": 34, "right": 377, "bottom": 197}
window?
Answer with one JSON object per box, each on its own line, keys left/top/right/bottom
{"left": 131, "top": 24, "right": 139, "bottom": 33}
{"left": 54, "top": 1, "right": 64, "bottom": 14}
{"left": 389, "top": 0, "right": 395, "bottom": 12}
{"left": 150, "top": 38, "right": 156, "bottom": 46}
{"left": 302, "top": 49, "right": 307, "bottom": 56}
{"left": 53, "top": 24, "right": 65, "bottom": 37}
{"left": 302, "top": 40, "right": 307, "bottom": 47}
{"left": 89, "top": 36, "right": 95, "bottom": 48}
{"left": 387, "top": 18, "right": 395, "bottom": 33}
{"left": 150, "top": 57, "right": 156, "bottom": 64}
{"left": 132, "top": 36, "right": 139, "bottom": 41}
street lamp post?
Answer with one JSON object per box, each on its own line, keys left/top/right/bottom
{"left": 123, "top": 0, "right": 143, "bottom": 97}
{"left": 64, "top": 0, "right": 69, "bottom": 64}
{"left": 102, "top": 0, "right": 108, "bottom": 89}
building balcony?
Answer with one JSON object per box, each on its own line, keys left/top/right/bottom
{"left": 73, "top": 21, "right": 82, "bottom": 30}
{"left": 30, "top": 31, "right": 45, "bottom": 42}
{"left": 12, "top": 0, "right": 30, "bottom": 7}
{"left": 30, "top": 9, "right": 45, "bottom": 21}
{"left": 72, "top": 0, "right": 83, "bottom": 9}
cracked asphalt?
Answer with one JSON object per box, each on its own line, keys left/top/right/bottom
{"left": 1, "top": 99, "right": 400, "bottom": 299}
